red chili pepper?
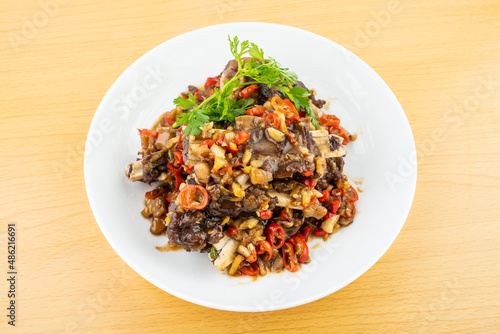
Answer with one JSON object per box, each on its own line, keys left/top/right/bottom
{"left": 303, "top": 171, "right": 314, "bottom": 177}
{"left": 227, "top": 226, "right": 238, "bottom": 236}
{"left": 145, "top": 188, "right": 169, "bottom": 200}
{"left": 178, "top": 185, "right": 209, "bottom": 210}
{"left": 331, "top": 188, "right": 343, "bottom": 197}
{"left": 138, "top": 128, "right": 159, "bottom": 137}
{"left": 225, "top": 145, "right": 239, "bottom": 154}
{"left": 285, "top": 115, "right": 300, "bottom": 126}
{"left": 313, "top": 229, "right": 328, "bottom": 236}
{"left": 216, "top": 135, "right": 224, "bottom": 146}
{"left": 194, "top": 91, "right": 203, "bottom": 102}
{"left": 266, "top": 223, "right": 285, "bottom": 249}
{"left": 239, "top": 261, "right": 259, "bottom": 276}
{"left": 301, "top": 179, "right": 316, "bottom": 187}
{"left": 168, "top": 161, "right": 182, "bottom": 191}
{"left": 184, "top": 165, "right": 194, "bottom": 173}
{"left": 289, "top": 234, "right": 309, "bottom": 263}
{"left": 214, "top": 163, "right": 243, "bottom": 176}
{"left": 246, "top": 106, "right": 267, "bottom": 117}
{"left": 256, "top": 241, "right": 273, "bottom": 261}
{"left": 330, "top": 199, "right": 341, "bottom": 214}
{"left": 164, "top": 115, "right": 175, "bottom": 126}
{"left": 265, "top": 113, "right": 281, "bottom": 130}
{"left": 270, "top": 95, "right": 284, "bottom": 109}
{"left": 240, "top": 84, "right": 259, "bottom": 98}
{"left": 200, "top": 139, "right": 214, "bottom": 148}
{"left": 260, "top": 210, "right": 273, "bottom": 220}
{"left": 319, "top": 189, "right": 330, "bottom": 203}
{"left": 329, "top": 125, "right": 350, "bottom": 144}
{"left": 280, "top": 211, "right": 289, "bottom": 220}
{"left": 324, "top": 212, "right": 335, "bottom": 220}
{"left": 235, "top": 130, "right": 250, "bottom": 145}
{"left": 341, "top": 201, "right": 356, "bottom": 218}
{"left": 289, "top": 137, "right": 297, "bottom": 144}
{"left": 204, "top": 76, "right": 218, "bottom": 87}
{"left": 320, "top": 114, "right": 341, "bottom": 127}
{"left": 282, "top": 242, "right": 299, "bottom": 272}
{"left": 178, "top": 135, "right": 183, "bottom": 150}
{"left": 301, "top": 225, "right": 312, "bottom": 239}
{"left": 344, "top": 185, "right": 359, "bottom": 202}
{"left": 283, "top": 98, "right": 298, "bottom": 116}
{"left": 173, "top": 151, "right": 184, "bottom": 166}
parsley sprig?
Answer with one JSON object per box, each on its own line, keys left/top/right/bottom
{"left": 173, "top": 36, "right": 318, "bottom": 136}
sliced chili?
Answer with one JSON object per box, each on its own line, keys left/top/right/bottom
{"left": 320, "top": 114, "right": 341, "bottom": 127}
{"left": 194, "top": 91, "right": 203, "bottom": 102}
{"left": 266, "top": 223, "right": 285, "bottom": 249}
{"left": 285, "top": 115, "right": 300, "bottom": 126}
{"left": 256, "top": 240, "right": 273, "bottom": 261}
{"left": 313, "top": 229, "right": 328, "bottom": 236}
{"left": 319, "top": 189, "right": 330, "bottom": 203}
{"left": 138, "top": 128, "right": 158, "bottom": 137}
{"left": 265, "top": 113, "right": 281, "bottom": 130}
{"left": 164, "top": 116, "right": 175, "bottom": 126}
{"left": 204, "top": 76, "right": 217, "bottom": 87}
{"left": 330, "top": 199, "right": 341, "bottom": 214}
{"left": 344, "top": 185, "right": 359, "bottom": 202}
{"left": 260, "top": 210, "right": 272, "bottom": 220}
{"left": 179, "top": 185, "right": 209, "bottom": 210}
{"left": 282, "top": 242, "right": 299, "bottom": 272}
{"left": 216, "top": 135, "right": 224, "bottom": 146}
{"left": 290, "top": 234, "right": 309, "bottom": 263}
{"left": 240, "top": 84, "right": 259, "bottom": 98}
{"left": 282, "top": 99, "right": 299, "bottom": 118}
{"left": 303, "top": 171, "right": 314, "bottom": 177}
{"left": 227, "top": 226, "right": 238, "bottom": 236}
{"left": 200, "top": 139, "right": 214, "bottom": 148}
{"left": 235, "top": 130, "right": 250, "bottom": 145}
{"left": 246, "top": 106, "right": 266, "bottom": 117}
{"left": 301, "top": 225, "right": 312, "bottom": 239}
{"left": 239, "top": 261, "right": 259, "bottom": 276}
{"left": 301, "top": 179, "right": 316, "bottom": 187}
{"left": 214, "top": 163, "right": 243, "bottom": 176}
{"left": 329, "top": 125, "right": 350, "bottom": 144}
{"left": 173, "top": 151, "right": 184, "bottom": 166}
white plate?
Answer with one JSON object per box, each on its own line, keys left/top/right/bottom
{"left": 84, "top": 22, "right": 417, "bottom": 312}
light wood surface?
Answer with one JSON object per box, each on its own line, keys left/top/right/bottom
{"left": 1, "top": 0, "right": 499, "bottom": 333}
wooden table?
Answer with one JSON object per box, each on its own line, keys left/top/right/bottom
{"left": 1, "top": 0, "right": 499, "bottom": 332}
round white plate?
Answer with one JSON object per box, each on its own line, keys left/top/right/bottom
{"left": 84, "top": 22, "right": 417, "bottom": 312}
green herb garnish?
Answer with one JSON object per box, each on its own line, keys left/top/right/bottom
{"left": 210, "top": 246, "right": 218, "bottom": 260}
{"left": 173, "top": 36, "right": 318, "bottom": 136}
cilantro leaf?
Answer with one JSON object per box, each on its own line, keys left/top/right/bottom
{"left": 174, "top": 36, "right": 319, "bottom": 135}
{"left": 283, "top": 86, "right": 318, "bottom": 126}
{"left": 174, "top": 93, "right": 197, "bottom": 110}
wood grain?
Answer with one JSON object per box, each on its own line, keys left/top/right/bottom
{"left": 1, "top": 0, "right": 499, "bottom": 333}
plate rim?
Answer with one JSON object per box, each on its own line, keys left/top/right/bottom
{"left": 84, "top": 22, "right": 417, "bottom": 312}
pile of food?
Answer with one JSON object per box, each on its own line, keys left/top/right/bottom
{"left": 125, "top": 36, "right": 358, "bottom": 277}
